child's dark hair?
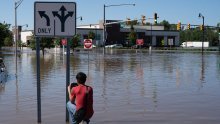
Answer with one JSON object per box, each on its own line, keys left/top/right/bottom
{"left": 76, "top": 72, "right": 87, "bottom": 84}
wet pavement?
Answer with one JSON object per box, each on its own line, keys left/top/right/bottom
{"left": 0, "top": 48, "right": 220, "bottom": 124}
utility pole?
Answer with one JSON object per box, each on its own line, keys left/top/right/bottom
{"left": 14, "top": 0, "right": 24, "bottom": 76}
{"left": 199, "top": 13, "right": 205, "bottom": 54}
{"left": 103, "top": 3, "right": 135, "bottom": 50}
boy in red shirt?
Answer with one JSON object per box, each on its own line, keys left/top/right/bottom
{"left": 67, "top": 72, "right": 94, "bottom": 124}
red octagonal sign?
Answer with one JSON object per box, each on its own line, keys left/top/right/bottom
{"left": 136, "top": 39, "right": 144, "bottom": 45}
{"left": 84, "top": 39, "right": 92, "bottom": 49}
{"left": 61, "top": 39, "right": 67, "bottom": 46}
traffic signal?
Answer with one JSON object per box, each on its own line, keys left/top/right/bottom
{"left": 141, "top": 15, "right": 146, "bottom": 25}
{"left": 187, "top": 24, "right": 190, "bottom": 29}
{"left": 200, "top": 25, "right": 204, "bottom": 30}
{"left": 126, "top": 18, "right": 131, "bottom": 25}
{"left": 177, "top": 22, "right": 181, "bottom": 30}
{"left": 154, "top": 13, "right": 157, "bottom": 24}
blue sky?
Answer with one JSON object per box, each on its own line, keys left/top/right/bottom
{"left": 0, "top": 0, "right": 219, "bottom": 30}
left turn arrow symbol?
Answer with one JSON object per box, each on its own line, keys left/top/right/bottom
{"left": 38, "top": 11, "right": 50, "bottom": 26}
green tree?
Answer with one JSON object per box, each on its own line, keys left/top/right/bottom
{"left": 179, "top": 27, "right": 218, "bottom": 46}
{"left": 159, "top": 20, "right": 171, "bottom": 30}
{"left": 54, "top": 38, "right": 61, "bottom": 47}
{"left": 191, "top": 29, "right": 202, "bottom": 41}
{"left": 4, "top": 37, "right": 13, "bottom": 46}
{"left": 170, "top": 24, "right": 178, "bottom": 30}
{"left": 70, "top": 34, "right": 81, "bottom": 51}
{"left": 127, "top": 24, "right": 137, "bottom": 46}
{"left": 88, "top": 31, "right": 95, "bottom": 40}
{"left": 161, "top": 39, "right": 165, "bottom": 46}
{"left": 0, "top": 23, "right": 12, "bottom": 47}
{"left": 185, "top": 30, "right": 193, "bottom": 41}
{"left": 29, "top": 35, "right": 35, "bottom": 49}
{"left": 217, "top": 22, "right": 220, "bottom": 27}
{"left": 29, "top": 36, "right": 53, "bottom": 55}
{"left": 205, "top": 28, "right": 218, "bottom": 46}
{"left": 179, "top": 31, "right": 185, "bottom": 44}
{"left": 18, "top": 40, "right": 22, "bottom": 48}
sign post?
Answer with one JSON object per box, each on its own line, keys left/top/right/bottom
{"left": 66, "top": 38, "right": 70, "bottom": 122}
{"left": 136, "top": 39, "right": 144, "bottom": 49}
{"left": 36, "top": 37, "right": 41, "bottom": 123}
{"left": 168, "top": 39, "right": 174, "bottom": 49}
{"left": 136, "top": 39, "right": 144, "bottom": 46}
{"left": 219, "top": 33, "right": 220, "bottom": 51}
{"left": 136, "top": 39, "right": 144, "bottom": 62}
{"left": 35, "top": 2, "right": 76, "bottom": 37}
{"left": 84, "top": 39, "right": 93, "bottom": 49}
{"left": 62, "top": 39, "right": 67, "bottom": 54}
{"left": 34, "top": 2, "right": 76, "bottom": 123}
{"left": 84, "top": 39, "right": 93, "bottom": 74}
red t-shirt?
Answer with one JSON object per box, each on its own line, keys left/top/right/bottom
{"left": 70, "top": 84, "right": 94, "bottom": 119}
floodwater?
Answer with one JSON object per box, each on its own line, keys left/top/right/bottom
{"left": 0, "top": 48, "right": 220, "bottom": 124}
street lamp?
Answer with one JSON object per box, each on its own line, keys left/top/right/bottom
{"left": 14, "top": 0, "right": 24, "bottom": 76}
{"left": 13, "top": 24, "right": 28, "bottom": 50}
{"left": 198, "top": 13, "right": 205, "bottom": 53}
{"left": 147, "top": 17, "right": 154, "bottom": 47}
{"left": 77, "top": 16, "right": 83, "bottom": 21}
{"left": 20, "top": 24, "right": 28, "bottom": 28}
{"left": 19, "top": 24, "right": 28, "bottom": 50}
{"left": 103, "top": 4, "right": 135, "bottom": 47}
{"left": 144, "top": 17, "right": 155, "bottom": 51}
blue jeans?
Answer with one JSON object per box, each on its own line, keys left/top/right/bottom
{"left": 67, "top": 101, "right": 77, "bottom": 124}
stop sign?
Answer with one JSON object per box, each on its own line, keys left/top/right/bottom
{"left": 61, "top": 39, "right": 67, "bottom": 46}
{"left": 84, "top": 39, "right": 92, "bottom": 49}
{"left": 136, "top": 39, "right": 144, "bottom": 45}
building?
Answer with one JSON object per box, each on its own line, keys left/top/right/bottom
{"left": 77, "top": 20, "right": 180, "bottom": 47}
{"left": 12, "top": 25, "right": 31, "bottom": 46}
{"left": 19, "top": 20, "right": 180, "bottom": 47}
{"left": 76, "top": 24, "right": 103, "bottom": 46}
{"left": 20, "top": 30, "right": 33, "bottom": 45}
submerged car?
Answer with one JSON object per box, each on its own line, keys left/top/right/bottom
{"left": 92, "top": 45, "right": 96, "bottom": 48}
{"left": 111, "top": 44, "right": 123, "bottom": 48}
{"left": 105, "top": 44, "right": 123, "bottom": 48}
{"left": 105, "top": 45, "right": 111, "bottom": 48}
{"left": 0, "top": 58, "right": 7, "bottom": 83}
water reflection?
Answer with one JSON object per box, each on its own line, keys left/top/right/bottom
{"left": 200, "top": 55, "right": 205, "bottom": 83}
{"left": 30, "top": 54, "right": 57, "bottom": 87}
{"left": 217, "top": 53, "right": 220, "bottom": 72}
{"left": 0, "top": 49, "right": 220, "bottom": 124}
{"left": 0, "top": 82, "right": 5, "bottom": 94}
{"left": 15, "top": 76, "right": 19, "bottom": 112}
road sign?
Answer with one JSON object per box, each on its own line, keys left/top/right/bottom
{"left": 168, "top": 39, "right": 174, "bottom": 45}
{"left": 61, "top": 39, "right": 67, "bottom": 46}
{"left": 136, "top": 39, "right": 144, "bottom": 45}
{"left": 34, "top": 2, "right": 76, "bottom": 37}
{"left": 84, "top": 39, "right": 92, "bottom": 49}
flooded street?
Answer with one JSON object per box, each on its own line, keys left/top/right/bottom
{"left": 0, "top": 48, "right": 220, "bottom": 124}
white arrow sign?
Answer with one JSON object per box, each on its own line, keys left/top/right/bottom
{"left": 34, "top": 2, "right": 76, "bottom": 37}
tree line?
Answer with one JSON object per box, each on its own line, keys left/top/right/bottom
{"left": 0, "top": 22, "right": 96, "bottom": 55}
{"left": 0, "top": 23, "right": 13, "bottom": 47}
{"left": 127, "top": 20, "right": 220, "bottom": 46}
{"left": 1, "top": 21, "right": 219, "bottom": 52}
{"left": 153, "top": 20, "right": 219, "bottom": 46}
{"left": 29, "top": 31, "right": 95, "bottom": 55}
